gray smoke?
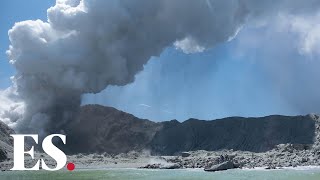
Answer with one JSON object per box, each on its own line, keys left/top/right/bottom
{"left": 5, "top": 0, "right": 320, "bottom": 134}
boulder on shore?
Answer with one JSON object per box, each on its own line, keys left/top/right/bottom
{"left": 204, "top": 161, "right": 236, "bottom": 172}
{"left": 140, "top": 163, "right": 161, "bottom": 169}
{"left": 140, "top": 163, "right": 182, "bottom": 169}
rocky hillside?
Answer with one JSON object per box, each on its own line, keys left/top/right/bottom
{"left": 64, "top": 105, "right": 318, "bottom": 155}
{"left": 150, "top": 115, "right": 317, "bottom": 155}
{"left": 1, "top": 105, "right": 318, "bottom": 157}
{"left": 0, "top": 121, "right": 14, "bottom": 162}
{"left": 64, "top": 105, "right": 162, "bottom": 154}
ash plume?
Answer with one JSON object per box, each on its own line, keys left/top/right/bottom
{"left": 4, "top": 0, "right": 320, "bottom": 134}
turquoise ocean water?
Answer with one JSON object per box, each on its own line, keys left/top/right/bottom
{"left": 1, "top": 168, "right": 320, "bottom": 180}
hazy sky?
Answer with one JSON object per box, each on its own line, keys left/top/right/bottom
{"left": 2, "top": 0, "right": 320, "bottom": 123}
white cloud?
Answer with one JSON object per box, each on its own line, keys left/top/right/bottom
{"left": 174, "top": 37, "right": 205, "bottom": 54}
{"left": 288, "top": 13, "right": 320, "bottom": 56}
{"left": 139, "top": 104, "right": 151, "bottom": 108}
{"left": 0, "top": 87, "right": 24, "bottom": 128}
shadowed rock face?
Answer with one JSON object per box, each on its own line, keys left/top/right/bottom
{"left": 64, "top": 105, "right": 162, "bottom": 154}
{"left": 63, "top": 105, "right": 317, "bottom": 155}
{"left": 2, "top": 105, "right": 314, "bottom": 156}
{"left": 150, "top": 116, "right": 316, "bottom": 155}
{"left": 0, "top": 121, "right": 14, "bottom": 162}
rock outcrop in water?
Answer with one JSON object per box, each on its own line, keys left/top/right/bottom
{"left": 204, "top": 161, "right": 237, "bottom": 172}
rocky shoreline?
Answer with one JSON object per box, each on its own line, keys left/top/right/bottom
{"left": 140, "top": 115, "right": 320, "bottom": 171}
{"left": 140, "top": 113, "right": 315, "bottom": 172}
{"left": 1, "top": 142, "right": 319, "bottom": 172}
{"left": 141, "top": 144, "right": 320, "bottom": 171}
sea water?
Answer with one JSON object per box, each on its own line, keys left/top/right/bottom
{"left": 1, "top": 167, "right": 320, "bottom": 180}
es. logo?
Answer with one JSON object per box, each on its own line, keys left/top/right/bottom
{"left": 10, "top": 134, "right": 71, "bottom": 171}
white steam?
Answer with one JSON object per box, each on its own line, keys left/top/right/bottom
{"left": 4, "top": 0, "right": 320, "bottom": 133}
{"left": 0, "top": 87, "right": 24, "bottom": 127}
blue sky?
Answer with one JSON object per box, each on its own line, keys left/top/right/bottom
{"left": 2, "top": 0, "right": 320, "bottom": 122}
{"left": 83, "top": 38, "right": 297, "bottom": 121}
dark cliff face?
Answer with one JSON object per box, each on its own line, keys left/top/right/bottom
{"left": 0, "top": 105, "right": 317, "bottom": 158}
{"left": 0, "top": 121, "right": 14, "bottom": 161}
{"left": 150, "top": 116, "right": 316, "bottom": 155}
{"left": 62, "top": 105, "right": 317, "bottom": 155}
{"left": 64, "top": 105, "right": 162, "bottom": 154}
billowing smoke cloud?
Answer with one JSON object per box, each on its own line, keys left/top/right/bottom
{"left": 5, "top": 0, "right": 320, "bottom": 134}
{"left": 0, "top": 87, "right": 24, "bottom": 127}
